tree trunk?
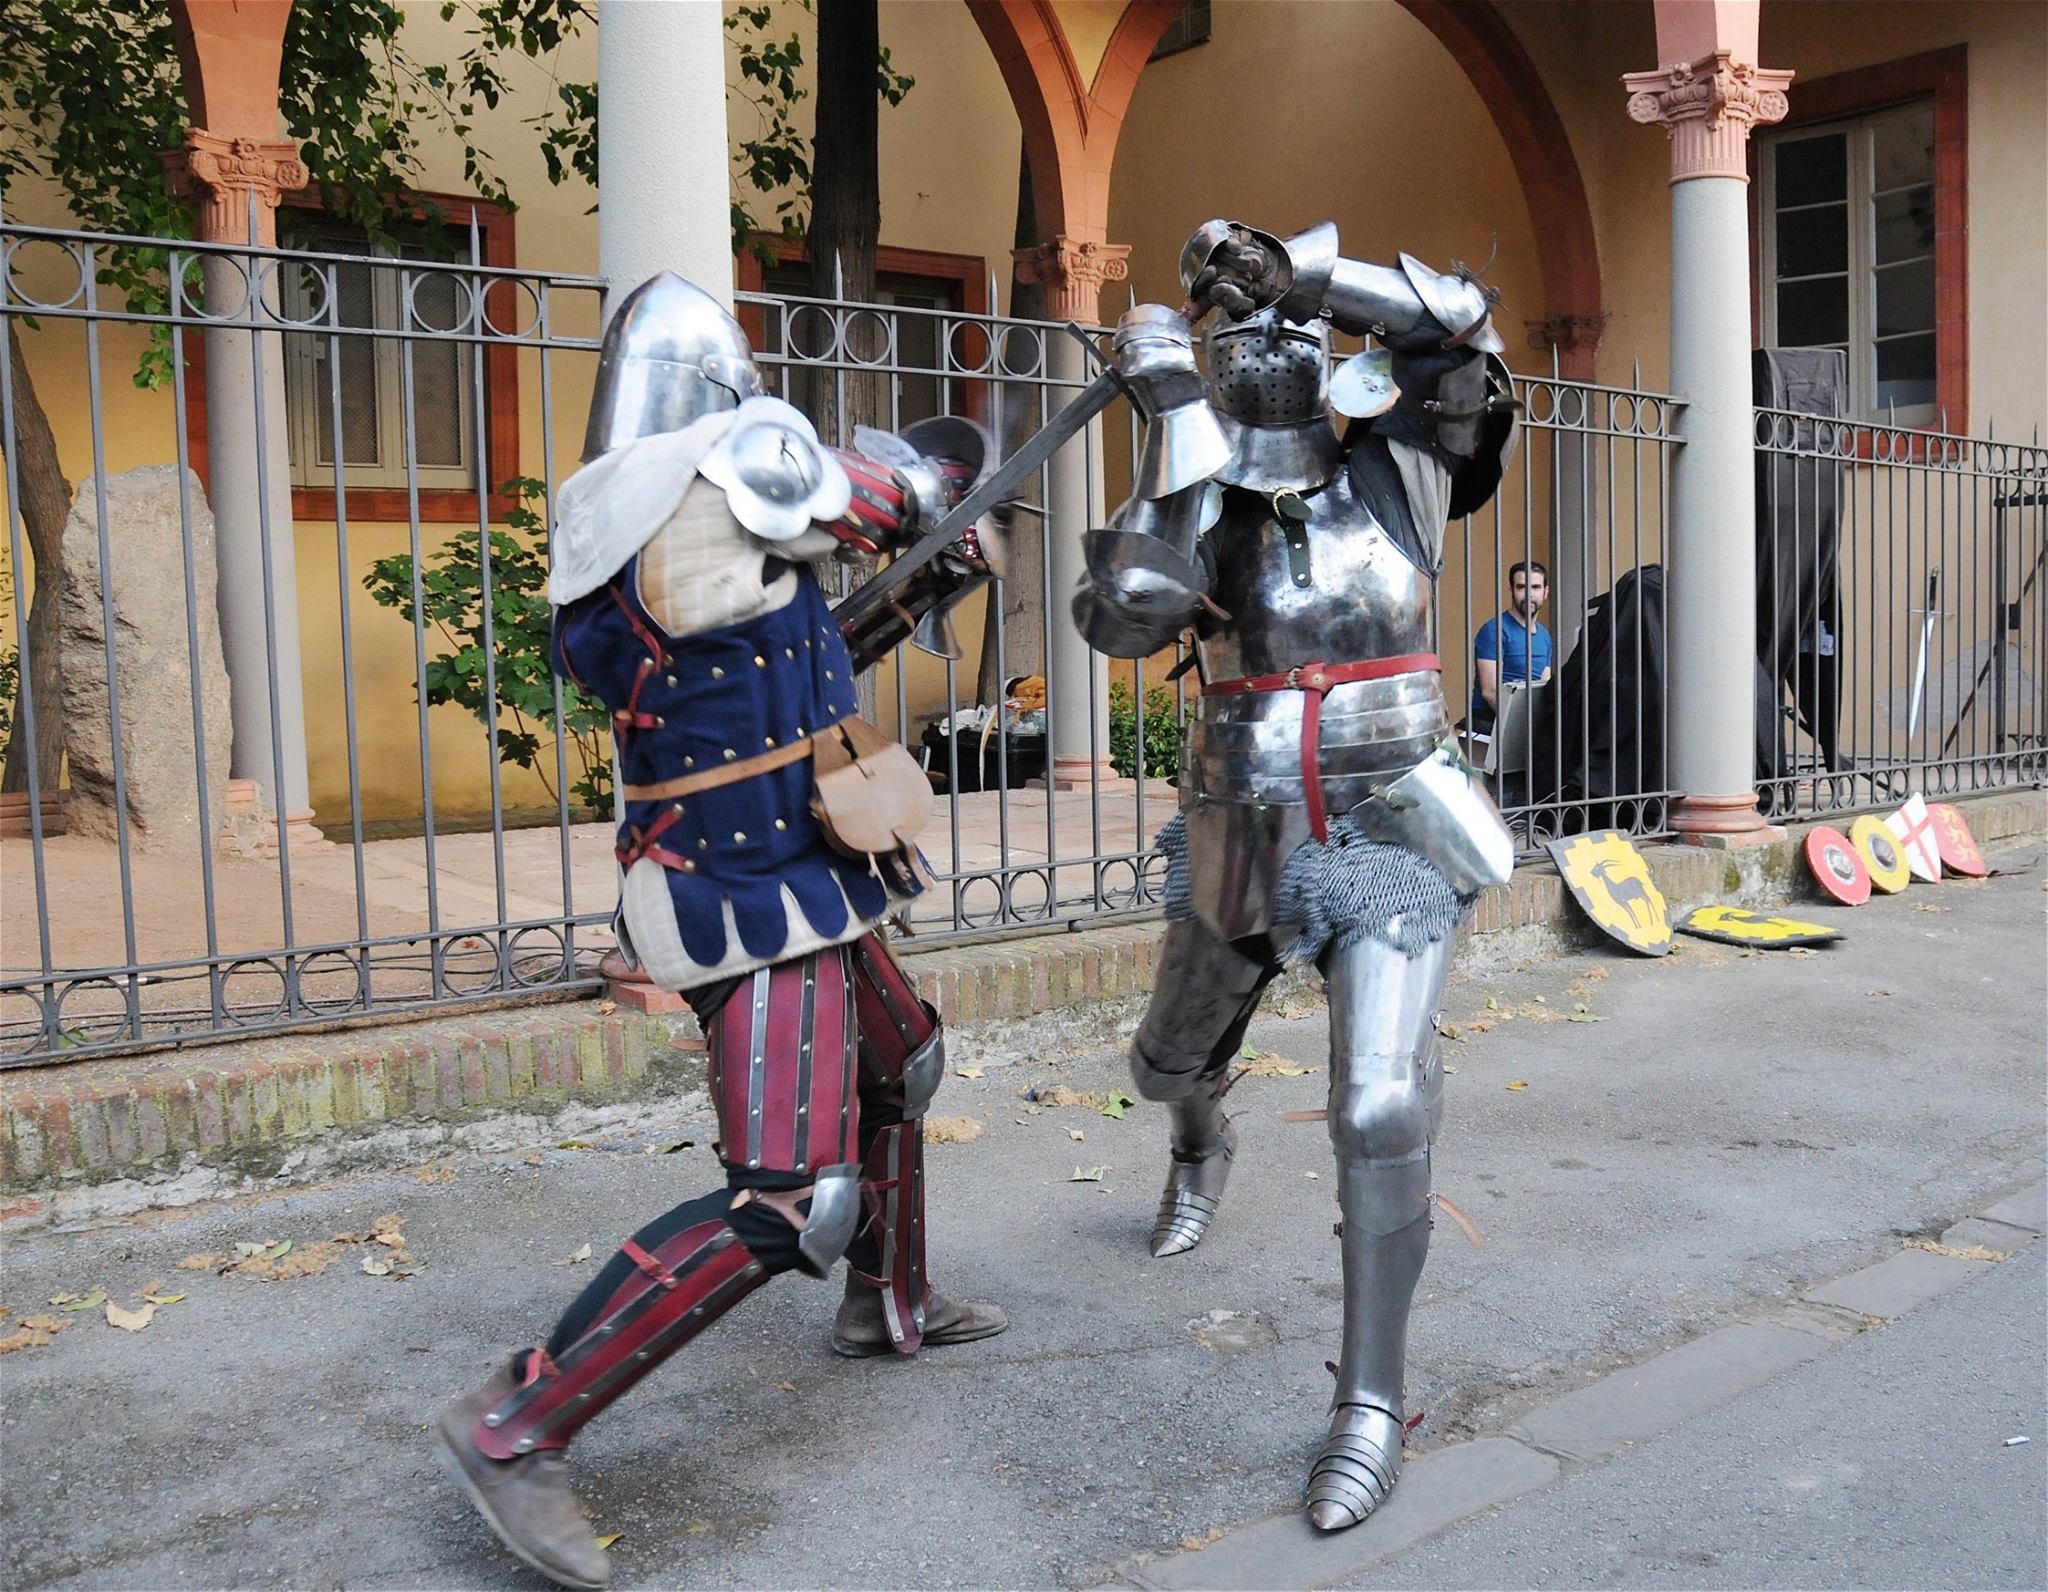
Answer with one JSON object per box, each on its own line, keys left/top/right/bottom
{"left": 1, "top": 331, "right": 73, "bottom": 796}
{"left": 806, "top": 0, "right": 886, "bottom": 722}
{"left": 805, "top": 0, "right": 883, "bottom": 447}
{"left": 976, "top": 139, "right": 1048, "bottom": 708}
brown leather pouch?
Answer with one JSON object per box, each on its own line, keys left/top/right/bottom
{"left": 808, "top": 716, "right": 933, "bottom": 875}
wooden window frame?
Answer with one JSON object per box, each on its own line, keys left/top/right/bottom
{"left": 184, "top": 192, "right": 520, "bottom": 523}
{"left": 735, "top": 238, "right": 992, "bottom": 425}
{"left": 1750, "top": 45, "right": 1967, "bottom": 439}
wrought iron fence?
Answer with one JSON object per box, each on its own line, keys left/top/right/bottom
{"left": 1752, "top": 402, "right": 2047, "bottom": 820}
{"left": 22, "top": 215, "right": 2008, "bottom": 1069}
{"left": 2, "top": 215, "right": 612, "bottom": 1066}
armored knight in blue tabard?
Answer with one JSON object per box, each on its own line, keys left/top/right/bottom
{"left": 436, "top": 274, "right": 1004, "bottom": 1590}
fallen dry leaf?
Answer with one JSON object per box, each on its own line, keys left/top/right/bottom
{"left": 226, "top": 1240, "right": 345, "bottom": 1282}
{"left": 554, "top": 1243, "right": 594, "bottom": 1267}
{"left": 1506, "top": 1080, "right": 1530, "bottom": 1092}
{"left": 924, "top": 1116, "right": 984, "bottom": 1145}
{"left": 1033, "top": 1086, "right": 1100, "bottom": 1109}
{"left": 1099, "top": 1091, "right": 1135, "bottom": 1119}
{"left": 1440, "top": 1023, "right": 1463, "bottom": 1042}
{"left": 1065, "top": 1127, "right": 1085, "bottom": 1142}
{"left": 594, "top": 1001, "right": 618, "bottom": 1017}
{"left": 595, "top": 1533, "right": 623, "bottom": 1550}
{"left": 1238, "top": 1051, "right": 1317, "bottom": 1078}
{"left": 1181, "top": 1528, "right": 1226, "bottom": 1552}
{"left": 1304, "top": 1171, "right": 1319, "bottom": 1180}
{"left": 140, "top": 1290, "right": 186, "bottom": 1307}
{"left": 410, "top": 1164, "right": 457, "bottom": 1184}
{"left": 179, "top": 1254, "right": 222, "bottom": 1271}
{"left": 361, "top": 1257, "right": 393, "bottom": 1277}
{"left": 954, "top": 1066, "right": 986, "bottom": 1079}
{"left": 1070, "top": 1165, "right": 1108, "bottom": 1182}
{"left": 52, "top": 1290, "right": 108, "bottom": 1313}
{"left": 1868, "top": 989, "right": 1893, "bottom": 998}
{"left": 1906, "top": 1238, "right": 2007, "bottom": 1262}
{"left": 105, "top": 1301, "right": 155, "bottom": 1332}
{"left": 774, "top": 1380, "right": 797, "bottom": 1393}
{"left": 0, "top": 1314, "right": 70, "bottom": 1354}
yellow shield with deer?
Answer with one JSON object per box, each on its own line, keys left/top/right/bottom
{"left": 1547, "top": 831, "right": 1671, "bottom": 956}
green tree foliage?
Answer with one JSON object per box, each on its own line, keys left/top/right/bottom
{"left": 362, "top": 479, "right": 612, "bottom": 815}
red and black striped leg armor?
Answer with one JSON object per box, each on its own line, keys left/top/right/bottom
{"left": 849, "top": 933, "right": 945, "bottom": 1354}
{"left": 474, "top": 1215, "right": 769, "bottom": 1458}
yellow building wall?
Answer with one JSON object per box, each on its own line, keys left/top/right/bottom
{"left": 7, "top": 0, "right": 2041, "bottom": 823}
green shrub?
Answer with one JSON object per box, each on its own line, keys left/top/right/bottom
{"left": 1107, "top": 676, "right": 1183, "bottom": 781}
{"left": 362, "top": 477, "right": 612, "bottom": 817}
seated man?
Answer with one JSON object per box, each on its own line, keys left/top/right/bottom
{"left": 1471, "top": 559, "right": 1553, "bottom": 733}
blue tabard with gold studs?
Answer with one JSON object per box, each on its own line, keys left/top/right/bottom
{"left": 553, "top": 558, "right": 911, "bottom": 989}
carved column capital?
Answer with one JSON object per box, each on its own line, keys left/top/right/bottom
{"left": 1526, "top": 312, "right": 1610, "bottom": 376}
{"left": 163, "top": 129, "right": 310, "bottom": 243}
{"left": 1622, "top": 51, "right": 1794, "bottom": 182}
{"left": 1012, "top": 236, "right": 1132, "bottom": 323}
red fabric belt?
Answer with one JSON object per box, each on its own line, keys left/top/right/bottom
{"left": 1200, "top": 652, "right": 1440, "bottom": 843}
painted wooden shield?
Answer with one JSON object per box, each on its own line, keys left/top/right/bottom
{"left": 1849, "top": 813, "right": 1911, "bottom": 893}
{"left": 1547, "top": 830, "right": 1671, "bottom": 955}
{"left": 1928, "top": 802, "right": 1988, "bottom": 877}
{"left": 1804, "top": 826, "right": 1872, "bottom": 905}
{"left": 1677, "top": 905, "right": 1844, "bottom": 947}
{"left": 1884, "top": 794, "right": 1942, "bottom": 882}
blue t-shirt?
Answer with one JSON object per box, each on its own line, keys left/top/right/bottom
{"left": 1472, "top": 611, "right": 1554, "bottom": 718}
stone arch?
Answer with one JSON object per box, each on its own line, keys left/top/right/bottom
{"left": 1393, "top": 0, "right": 1606, "bottom": 374}
{"left": 966, "top": 0, "right": 1184, "bottom": 247}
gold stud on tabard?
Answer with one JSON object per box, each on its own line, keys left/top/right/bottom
{"left": 1884, "top": 794, "right": 1943, "bottom": 883}
{"left": 1928, "top": 803, "right": 1988, "bottom": 877}
{"left": 1676, "top": 905, "right": 1844, "bottom": 948}
{"left": 1546, "top": 830, "right": 1670, "bottom": 956}
{"left": 1848, "top": 814, "right": 1911, "bottom": 894}
{"left": 1804, "top": 826, "right": 1872, "bottom": 906}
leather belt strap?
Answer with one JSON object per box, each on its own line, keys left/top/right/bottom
{"left": 1201, "top": 652, "right": 1440, "bottom": 844}
{"left": 620, "top": 734, "right": 818, "bottom": 804}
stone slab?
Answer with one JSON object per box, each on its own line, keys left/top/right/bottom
{"left": 1507, "top": 1317, "right": 1833, "bottom": 1464}
{"left": 1980, "top": 1177, "right": 2047, "bottom": 1235}
{"left": 1135, "top": 1438, "right": 1559, "bottom": 1592}
{"left": 1939, "top": 1215, "right": 2037, "bottom": 1254}
{"left": 1804, "top": 1246, "right": 1994, "bottom": 1318}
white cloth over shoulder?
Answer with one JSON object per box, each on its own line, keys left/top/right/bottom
{"left": 547, "top": 397, "right": 852, "bottom": 607}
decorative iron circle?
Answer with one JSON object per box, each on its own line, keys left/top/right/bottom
{"left": 1094, "top": 856, "right": 1145, "bottom": 912}
{"left": 842, "top": 308, "right": 891, "bottom": 367}
{"left": 1, "top": 237, "right": 90, "bottom": 312}
{"left": 999, "top": 867, "right": 1055, "bottom": 923}
{"left": 441, "top": 932, "right": 507, "bottom": 996}
{"left": 404, "top": 268, "right": 476, "bottom": 336}
{"left": 219, "top": 958, "right": 290, "bottom": 1027}
{"left": 994, "top": 323, "right": 1047, "bottom": 380}
{"left": 946, "top": 318, "right": 993, "bottom": 376}
{"left": 297, "top": 949, "right": 368, "bottom": 1015}
{"left": 259, "top": 258, "right": 333, "bottom": 330}
{"left": 479, "top": 277, "right": 544, "bottom": 340}
{"left": 509, "top": 925, "right": 571, "bottom": 988}
{"left": 785, "top": 302, "right": 838, "bottom": 363}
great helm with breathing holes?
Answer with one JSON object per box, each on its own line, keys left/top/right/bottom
{"left": 581, "top": 273, "right": 765, "bottom": 461}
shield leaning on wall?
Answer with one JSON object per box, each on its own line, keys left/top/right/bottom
{"left": 1547, "top": 830, "right": 1671, "bottom": 956}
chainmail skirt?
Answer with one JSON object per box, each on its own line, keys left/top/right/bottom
{"left": 1155, "top": 811, "right": 1463, "bottom": 964}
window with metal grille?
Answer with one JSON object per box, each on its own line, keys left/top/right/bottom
{"left": 1759, "top": 99, "right": 1938, "bottom": 425}
{"left": 279, "top": 226, "right": 478, "bottom": 492}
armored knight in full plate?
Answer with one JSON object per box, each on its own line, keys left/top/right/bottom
{"left": 436, "top": 274, "right": 1005, "bottom": 1591}
{"left": 1072, "top": 220, "right": 1520, "bottom": 1533}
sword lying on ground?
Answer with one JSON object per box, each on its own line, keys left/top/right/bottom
{"left": 831, "top": 332, "right": 1126, "bottom": 644}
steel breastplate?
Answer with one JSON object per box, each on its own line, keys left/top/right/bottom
{"left": 1179, "top": 472, "right": 1450, "bottom": 941}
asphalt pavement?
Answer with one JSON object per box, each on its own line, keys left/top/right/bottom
{"left": 2, "top": 844, "right": 2042, "bottom": 1590}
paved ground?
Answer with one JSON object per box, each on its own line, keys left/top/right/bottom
{"left": 2, "top": 845, "right": 2042, "bottom": 1590}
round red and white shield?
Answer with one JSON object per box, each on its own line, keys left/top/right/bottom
{"left": 1850, "top": 814, "right": 1911, "bottom": 894}
{"left": 1928, "top": 802, "right": 1988, "bottom": 877}
{"left": 1805, "top": 826, "right": 1871, "bottom": 905}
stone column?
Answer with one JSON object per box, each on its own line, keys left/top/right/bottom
{"left": 1623, "top": 23, "right": 1792, "bottom": 844}
{"left": 1014, "top": 235, "right": 1130, "bottom": 791}
{"left": 597, "top": 0, "right": 732, "bottom": 317}
{"left": 163, "top": 129, "right": 320, "bottom": 851}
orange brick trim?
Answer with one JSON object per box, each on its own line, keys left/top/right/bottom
{"left": 1394, "top": 0, "right": 1606, "bottom": 380}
